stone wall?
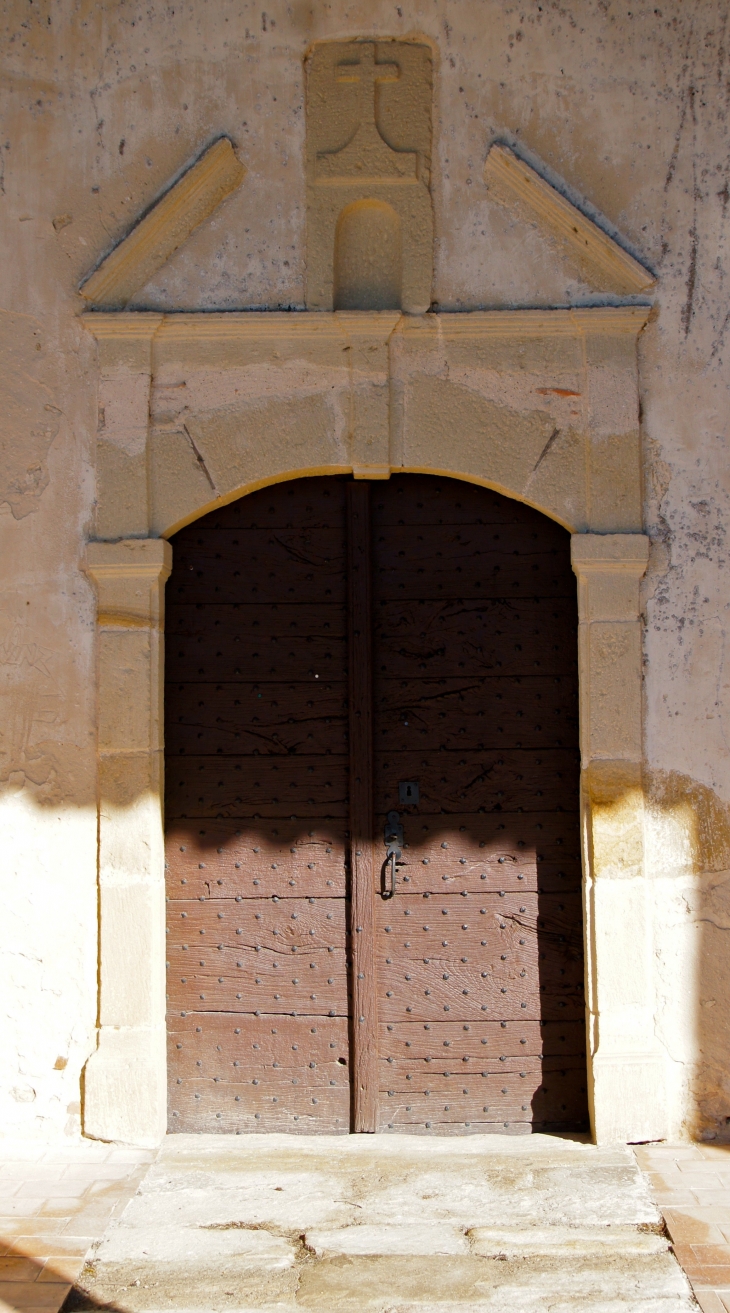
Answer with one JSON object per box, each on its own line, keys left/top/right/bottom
{"left": 1, "top": 0, "right": 728, "bottom": 1142}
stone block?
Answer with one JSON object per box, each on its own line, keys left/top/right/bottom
{"left": 588, "top": 430, "right": 643, "bottom": 533}
{"left": 591, "top": 1052, "right": 667, "bottom": 1145}
{"left": 403, "top": 374, "right": 555, "bottom": 498}
{"left": 96, "top": 1223, "right": 295, "bottom": 1264}
{"left": 153, "top": 312, "right": 349, "bottom": 371}
{"left": 185, "top": 392, "right": 346, "bottom": 500}
{"left": 523, "top": 423, "right": 587, "bottom": 532}
{"left": 336, "top": 311, "right": 399, "bottom": 476}
{"left": 98, "top": 880, "right": 165, "bottom": 1029}
{"left": 81, "top": 140, "right": 245, "bottom": 308}
{"left": 86, "top": 539, "right": 172, "bottom": 626}
{"left": 98, "top": 372, "right": 151, "bottom": 458}
{"left": 98, "top": 751, "right": 164, "bottom": 884}
{"left": 83, "top": 1027, "right": 167, "bottom": 1146}
{"left": 97, "top": 630, "right": 153, "bottom": 753}
{"left": 306, "top": 41, "right": 433, "bottom": 314}
{"left": 572, "top": 534, "right": 650, "bottom": 621}
{"left": 149, "top": 427, "right": 217, "bottom": 537}
{"left": 580, "top": 620, "right": 643, "bottom": 759}
{"left": 304, "top": 1225, "right": 470, "bottom": 1256}
{"left": 593, "top": 878, "right": 651, "bottom": 1015}
{"left": 584, "top": 760, "right": 645, "bottom": 880}
{"left": 86, "top": 314, "right": 163, "bottom": 373}
{"left": 483, "top": 146, "right": 655, "bottom": 295}
{"left": 95, "top": 441, "right": 149, "bottom": 540}
{"left": 468, "top": 1225, "right": 668, "bottom": 1255}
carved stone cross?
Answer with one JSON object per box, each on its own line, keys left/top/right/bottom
{"left": 334, "top": 43, "right": 399, "bottom": 125}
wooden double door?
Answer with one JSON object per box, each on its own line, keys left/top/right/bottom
{"left": 165, "top": 474, "right": 587, "bottom": 1134}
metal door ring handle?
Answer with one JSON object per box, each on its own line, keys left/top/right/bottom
{"left": 381, "top": 850, "right": 397, "bottom": 899}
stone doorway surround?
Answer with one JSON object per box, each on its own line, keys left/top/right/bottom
{"left": 82, "top": 305, "right": 654, "bottom": 1147}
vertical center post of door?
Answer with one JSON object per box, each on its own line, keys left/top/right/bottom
{"left": 346, "top": 482, "right": 378, "bottom": 1131}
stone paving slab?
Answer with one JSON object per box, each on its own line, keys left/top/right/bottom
{"left": 636, "top": 1142, "right": 730, "bottom": 1313}
{"left": 65, "top": 1133, "right": 695, "bottom": 1311}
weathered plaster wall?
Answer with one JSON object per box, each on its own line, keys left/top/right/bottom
{"left": 1, "top": 0, "right": 728, "bottom": 1140}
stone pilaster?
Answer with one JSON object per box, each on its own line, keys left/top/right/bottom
{"left": 87, "top": 315, "right": 163, "bottom": 539}
{"left": 84, "top": 538, "right": 172, "bottom": 1145}
{"left": 572, "top": 533, "right": 664, "bottom": 1143}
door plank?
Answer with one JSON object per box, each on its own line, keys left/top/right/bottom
{"left": 378, "top": 1019, "right": 586, "bottom": 1058}
{"left": 170, "top": 527, "right": 347, "bottom": 604}
{"left": 167, "top": 603, "right": 347, "bottom": 684}
{"left": 372, "top": 524, "right": 574, "bottom": 600}
{"left": 169, "top": 1081, "right": 350, "bottom": 1133}
{"left": 373, "top": 599, "right": 578, "bottom": 680}
{"left": 166, "top": 757, "right": 349, "bottom": 818}
{"left": 374, "top": 675, "right": 577, "bottom": 749}
{"left": 373, "top": 747, "right": 579, "bottom": 814}
{"left": 371, "top": 477, "right": 566, "bottom": 528}
{"left": 374, "top": 809, "right": 581, "bottom": 895}
{"left": 379, "top": 1076, "right": 588, "bottom": 1129}
{"left": 196, "top": 478, "right": 349, "bottom": 531}
{"left": 165, "top": 819, "right": 347, "bottom": 899}
{"left": 167, "top": 895, "right": 347, "bottom": 948}
{"left": 347, "top": 481, "right": 378, "bottom": 1133}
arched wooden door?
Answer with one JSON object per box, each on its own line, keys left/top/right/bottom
{"left": 165, "top": 475, "right": 587, "bottom": 1134}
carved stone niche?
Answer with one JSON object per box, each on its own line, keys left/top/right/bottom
{"left": 305, "top": 39, "right": 433, "bottom": 314}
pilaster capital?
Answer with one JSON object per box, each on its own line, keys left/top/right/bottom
{"left": 85, "top": 539, "right": 172, "bottom": 626}
{"left": 571, "top": 534, "right": 650, "bottom": 623}
{"left": 571, "top": 533, "right": 650, "bottom": 574}
{"left": 86, "top": 537, "right": 171, "bottom": 578}
{"left": 82, "top": 312, "right": 164, "bottom": 372}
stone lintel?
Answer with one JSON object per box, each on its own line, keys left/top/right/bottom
{"left": 81, "top": 306, "right": 652, "bottom": 345}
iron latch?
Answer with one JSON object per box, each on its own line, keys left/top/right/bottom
{"left": 382, "top": 810, "right": 404, "bottom": 899}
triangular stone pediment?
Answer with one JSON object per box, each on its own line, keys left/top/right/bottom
{"left": 482, "top": 145, "right": 655, "bottom": 297}
{"left": 79, "top": 134, "right": 654, "bottom": 312}
{"left": 79, "top": 138, "right": 245, "bottom": 310}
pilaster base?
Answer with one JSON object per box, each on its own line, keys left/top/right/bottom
{"left": 591, "top": 1051, "right": 667, "bottom": 1144}
{"left": 84, "top": 1027, "right": 167, "bottom": 1146}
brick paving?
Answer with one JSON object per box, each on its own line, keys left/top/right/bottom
{"left": 0, "top": 1142, "right": 155, "bottom": 1312}
{"left": 636, "top": 1142, "right": 730, "bottom": 1313}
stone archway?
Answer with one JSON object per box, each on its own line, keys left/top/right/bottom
{"left": 82, "top": 306, "right": 656, "bottom": 1146}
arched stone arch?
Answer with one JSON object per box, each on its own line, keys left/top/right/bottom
{"left": 83, "top": 307, "right": 657, "bottom": 1147}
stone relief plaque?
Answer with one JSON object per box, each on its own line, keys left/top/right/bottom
{"left": 305, "top": 39, "right": 433, "bottom": 314}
